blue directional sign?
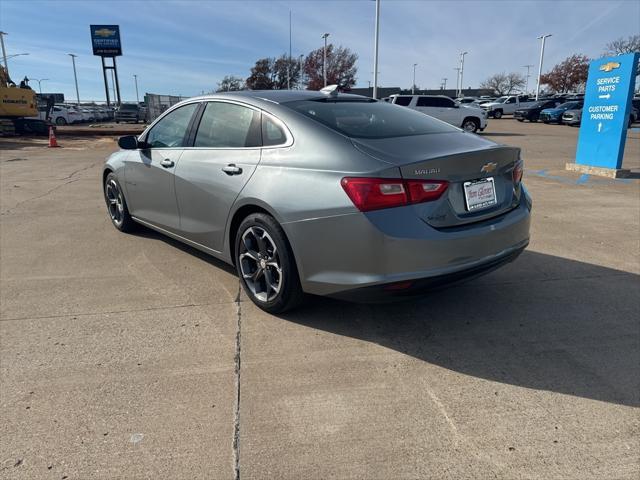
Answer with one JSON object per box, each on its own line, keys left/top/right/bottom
{"left": 576, "top": 52, "right": 638, "bottom": 170}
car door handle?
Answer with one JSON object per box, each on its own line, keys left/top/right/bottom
{"left": 222, "top": 164, "right": 243, "bottom": 175}
{"left": 160, "top": 159, "right": 174, "bottom": 168}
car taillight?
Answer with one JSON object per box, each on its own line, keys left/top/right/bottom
{"left": 512, "top": 160, "right": 524, "bottom": 185}
{"left": 341, "top": 177, "right": 448, "bottom": 212}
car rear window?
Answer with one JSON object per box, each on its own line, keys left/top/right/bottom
{"left": 283, "top": 99, "right": 458, "bottom": 139}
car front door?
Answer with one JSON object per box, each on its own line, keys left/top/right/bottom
{"left": 174, "top": 101, "right": 265, "bottom": 252}
{"left": 124, "top": 102, "right": 199, "bottom": 232}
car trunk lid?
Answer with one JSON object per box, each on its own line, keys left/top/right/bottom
{"left": 351, "top": 132, "right": 522, "bottom": 228}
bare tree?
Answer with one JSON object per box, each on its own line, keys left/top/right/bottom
{"left": 216, "top": 75, "right": 245, "bottom": 92}
{"left": 480, "top": 72, "right": 525, "bottom": 95}
{"left": 540, "top": 54, "right": 590, "bottom": 93}
{"left": 604, "top": 35, "right": 640, "bottom": 56}
{"left": 304, "top": 44, "right": 358, "bottom": 91}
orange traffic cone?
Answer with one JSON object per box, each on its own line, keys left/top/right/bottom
{"left": 48, "top": 126, "right": 60, "bottom": 148}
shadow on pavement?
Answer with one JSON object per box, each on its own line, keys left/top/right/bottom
{"left": 278, "top": 251, "right": 639, "bottom": 408}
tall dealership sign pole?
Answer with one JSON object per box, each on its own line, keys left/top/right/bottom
{"left": 458, "top": 51, "right": 467, "bottom": 98}
{"left": 535, "top": 34, "right": 551, "bottom": 100}
{"left": 372, "top": 0, "right": 380, "bottom": 99}
{"left": 90, "top": 25, "right": 122, "bottom": 106}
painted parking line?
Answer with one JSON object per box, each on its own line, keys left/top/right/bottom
{"left": 527, "top": 169, "right": 634, "bottom": 185}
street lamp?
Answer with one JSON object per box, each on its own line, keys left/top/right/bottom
{"left": 458, "top": 51, "right": 468, "bottom": 98}
{"left": 412, "top": 63, "right": 418, "bottom": 94}
{"left": 68, "top": 53, "right": 80, "bottom": 104}
{"left": 454, "top": 67, "right": 461, "bottom": 96}
{"left": 321, "top": 33, "right": 330, "bottom": 87}
{"left": 5, "top": 53, "right": 29, "bottom": 61}
{"left": 522, "top": 64, "right": 534, "bottom": 94}
{"left": 133, "top": 74, "right": 139, "bottom": 103}
{"left": 535, "top": 34, "right": 552, "bottom": 100}
{"left": 442, "top": 77, "right": 448, "bottom": 90}
{"left": 372, "top": 0, "right": 380, "bottom": 99}
{"left": 31, "top": 78, "right": 49, "bottom": 95}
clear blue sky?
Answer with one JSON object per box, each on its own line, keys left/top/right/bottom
{"left": 1, "top": 0, "right": 638, "bottom": 102}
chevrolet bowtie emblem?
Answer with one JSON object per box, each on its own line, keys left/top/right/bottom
{"left": 481, "top": 162, "right": 498, "bottom": 174}
{"left": 95, "top": 28, "right": 116, "bottom": 38}
{"left": 599, "top": 61, "right": 620, "bottom": 73}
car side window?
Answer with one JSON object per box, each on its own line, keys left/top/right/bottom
{"left": 441, "top": 98, "right": 456, "bottom": 108}
{"left": 146, "top": 103, "right": 198, "bottom": 148}
{"left": 262, "top": 115, "right": 287, "bottom": 147}
{"left": 416, "top": 97, "right": 437, "bottom": 107}
{"left": 394, "top": 96, "right": 413, "bottom": 106}
{"left": 507, "top": 98, "right": 516, "bottom": 104}
{"left": 194, "top": 102, "right": 261, "bottom": 148}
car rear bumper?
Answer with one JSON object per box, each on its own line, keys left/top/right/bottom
{"left": 283, "top": 187, "right": 532, "bottom": 297}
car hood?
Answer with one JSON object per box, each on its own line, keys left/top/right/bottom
{"left": 563, "top": 109, "right": 582, "bottom": 116}
{"left": 540, "top": 107, "right": 565, "bottom": 115}
{"left": 481, "top": 102, "right": 501, "bottom": 108}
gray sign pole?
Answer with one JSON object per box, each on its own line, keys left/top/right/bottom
{"left": 101, "top": 56, "right": 110, "bottom": 106}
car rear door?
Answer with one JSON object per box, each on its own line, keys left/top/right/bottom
{"left": 173, "top": 100, "right": 264, "bottom": 252}
{"left": 124, "top": 102, "right": 200, "bottom": 232}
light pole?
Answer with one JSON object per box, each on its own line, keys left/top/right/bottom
{"left": 372, "top": 0, "right": 380, "bottom": 99}
{"left": 454, "top": 67, "right": 461, "bottom": 96}
{"left": 32, "top": 78, "right": 49, "bottom": 95}
{"left": 298, "top": 54, "right": 304, "bottom": 89}
{"left": 133, "top": 74, "right": 139, "bottom": 103}
{"left": 0, "top": 31, "right": 9, "bottom": 79}
{"left": 288, "top": 10, "right": 292, "bottom": 90}
{"left": 522, "top": 64, "right": 534, "bottom": 94}
{"left": 5, "top": 53, "right": 29, "bottom": 61}
{"left": 458, "top": 51, "right": 468, "bottom": 98}
{"left": 412, "top": 63, "right": 417, "bottom": 94}
{"left": 321, "top": 33, "right": 330, "bottom": 87}
{"left": 535, "top": 34, "right": 551, "bottom": 100}
{"left": 68, "top": 53, "right": 80, "bottom": 104}
{"left": 442, "top": 77, "right": 447, "bottom": 90}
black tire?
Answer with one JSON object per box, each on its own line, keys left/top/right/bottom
{"left": 493, "top": 110, "right": 503, "bottom": 119}
{"left": 531, "top": 117, "right": 538, "bottom": 123}
{"left": 543, "top": 120, "right": 550, "bottom": 124}
{"left": 235, "top": 213, "right": 303, "bottom": 314}
{"left": 461, "top": 117, "right": 480, "bottom": 133}
{"left": 104, "top": 173, "right": 136, "bottom": 233}
{"left": 55, "top": 117, "right": 67, "bottom": 126}
{"left": 517, "top": 118, "right": 524, "bottom": 122}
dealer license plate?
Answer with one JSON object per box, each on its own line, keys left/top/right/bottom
{"left": 463, "top": 177, "right": 497, "bottom": 211}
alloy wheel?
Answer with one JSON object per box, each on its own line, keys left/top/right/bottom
{"left": 238, "top": 226, "right": 283, "bottom": 302}
{"left": 105, "top": 179, "right": 125, "bottom": 227}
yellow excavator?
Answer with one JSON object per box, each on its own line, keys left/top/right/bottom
{"left": 0, "top": 65, "right": 48, "bottom": 135}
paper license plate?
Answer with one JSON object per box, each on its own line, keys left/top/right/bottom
{"left": 464, "top": 177, "right": 497, "bottom": 211}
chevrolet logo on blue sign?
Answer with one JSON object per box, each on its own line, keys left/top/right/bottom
{"left": 90, "top": 24, "right": 122, "bottom": 57}
{"left": 575, "top": 52, "right": 639, "bottom": 170}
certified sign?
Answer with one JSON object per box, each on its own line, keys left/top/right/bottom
{"left": 576, "top": 53, "right": 638, "bottom": 169}
{"left": 90, "top": 24, "right": 122, "bottom": 57}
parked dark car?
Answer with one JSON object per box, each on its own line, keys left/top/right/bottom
{"left": 540, "top": 101, "right": 584, "bottom": 124}
{"left": 514, "top": 99, "right": 561, "bottom": 122}
{"left": 115, "top": 103, "right": 142, "bottom": 123}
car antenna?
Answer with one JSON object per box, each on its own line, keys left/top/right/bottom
{"left": 320, "top": 84, "right": 339, "bottom": 97}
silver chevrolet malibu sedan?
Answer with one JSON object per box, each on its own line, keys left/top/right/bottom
{"left": 103, "top": 88, "right": 531, "bottom": 313}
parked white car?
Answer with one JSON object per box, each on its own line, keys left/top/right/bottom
{"left": 481, "top": 95, "right": 536, "bottom": 119}
{"left": 43, "top": 104, "right": 82, "bottom": 125}
{"left": 389, "top": 94, "right": 487, "bottom": 133}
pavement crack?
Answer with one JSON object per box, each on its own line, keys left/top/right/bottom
{"left": 1, "top": 161, "right": 100, "bottom": 216}
{"left": 232, "top": 282, "right": 242, "bottom": 480}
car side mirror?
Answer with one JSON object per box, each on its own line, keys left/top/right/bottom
{"left": 118, "top": 135, "right": 139, "bottom": 150}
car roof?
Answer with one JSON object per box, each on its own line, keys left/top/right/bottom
{"left": 191, "top": 89, "right": 368, "bottom": 104}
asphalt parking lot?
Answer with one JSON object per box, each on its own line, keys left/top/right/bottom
{"left": 1, "top": 120, "right": 639, "bottom": 479}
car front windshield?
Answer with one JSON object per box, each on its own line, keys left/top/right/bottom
{"left": 558, "top": 102, "right": 579, "bottom": 109}
{"left": 283, "top": 99, "right": 459, "bottom": 139}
